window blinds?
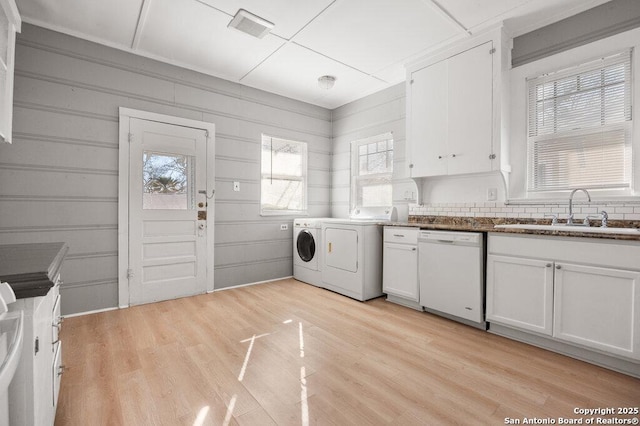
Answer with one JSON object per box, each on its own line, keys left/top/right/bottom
{"left": 527, "top": 49, "right": 632, "bottom": 192}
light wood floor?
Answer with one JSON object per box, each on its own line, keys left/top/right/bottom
{"left": 55, "top": 279, "right": 640, "bottom": 425}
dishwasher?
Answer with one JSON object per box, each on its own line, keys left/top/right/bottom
{"left": 418, "top": 230, "right": 485, "bottom": 328}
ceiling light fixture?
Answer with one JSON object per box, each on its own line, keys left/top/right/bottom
{"left": 228, "top": 9, "right": 274, "bottom": 39}
{"left": 318, "top": 75, "right": 336, "bottom": 90}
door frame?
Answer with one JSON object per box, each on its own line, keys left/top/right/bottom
{"left": 118, "top": 107, "right": 216, "bottom": 308}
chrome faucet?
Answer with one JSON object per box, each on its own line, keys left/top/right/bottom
{"left": 567, "top": 188, "right": 591, "bottom": 225}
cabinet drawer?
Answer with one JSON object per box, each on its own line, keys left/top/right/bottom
{"left": 384, "top": 227, "right": 418, "bottom": 244}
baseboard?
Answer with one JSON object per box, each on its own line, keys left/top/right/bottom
{"left": 62, "top": 306, "right": 119, "bottom": 318}
{"left": 385, "top": 295, "right": 423, "bottom": 311}
{"left": 489, "top": 323, "right": 640, "bottom": 378}
{"left": 65, "top": 277, "right": 295, "bottom": 316}
{"left": 209, "top": 276, "right": 294, "bottom": 293}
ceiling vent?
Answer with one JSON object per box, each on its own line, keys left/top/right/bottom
{"left": 228, "top": 9, "right": 274, "bottom": 39}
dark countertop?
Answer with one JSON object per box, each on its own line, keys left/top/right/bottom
{"left": 386, "top": 216, "right": 640, "bottom": 241}
{"left": 0, "top": 242, "right": 69, "bottom": 299}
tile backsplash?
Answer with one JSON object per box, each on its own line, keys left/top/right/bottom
{"left": 409, "top": 201, "right": 640, "bottom": 221}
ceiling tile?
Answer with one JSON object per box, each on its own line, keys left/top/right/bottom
{"left": 17, "top": 0, "right": 143, "bottom": 46}
{"left": 136, "top": 0, "right": 285, "bottom": 81}
{"left": 241, "top": 43, "right": 387, "bottom": 109}
{"left": 293, "top": 0, "right": 463, "bottom": 75}
{"left": 437, "top": 0, "right": 530, "bottom": 31}
{"left": 196, "top": 0, "right": 336, "bottom": 40}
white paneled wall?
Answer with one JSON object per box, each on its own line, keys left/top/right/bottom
{"left": 0, "top": 24, "right": 331, "bottom": 315}
{"left": 330, "top": 83, "right": 413, "bottom": 219}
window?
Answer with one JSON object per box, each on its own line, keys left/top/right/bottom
{"left": 142, "top": 151, "right": 194, "bottom": 210}
{"left": 527, "top": 49, "right": 632, "bottom": 193}
{"left": 351, "top": 133, "right": 393, "bottom": 211}
{"left": 261, "top": 135, "right": 307, "bottom": 215}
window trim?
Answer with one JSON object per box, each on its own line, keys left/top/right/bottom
{"left": 525, "top": 49, "right": 632, "bottom": 194}
{"left": 507, "top": 27, "right": 640, "bottom": 203}
{"left": 260, "top": 134, "right": 308, "bottom": 216}
{"left": 350, "top": 132, "right": 394, "bottom": 213}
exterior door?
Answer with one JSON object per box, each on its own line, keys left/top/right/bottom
{"left": 128, "top": 118, "right": 208, "bottom": 305}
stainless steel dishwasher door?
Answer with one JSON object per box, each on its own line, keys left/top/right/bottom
{"left": 418, "top": 230, "right": 484, "bottom": 324}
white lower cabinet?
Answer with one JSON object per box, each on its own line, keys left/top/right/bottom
{"left": 487, "top": 233, "right": 640, "bottom": 365}
{"left": 486, "top": 255, "right": 554, "bottom": 336}
{"left": 8, "top": 280, "right": 62, "bottom": 425}
{"left": 553, "top": 263, "right": 640, "bottom": 360}
{"left": 383, "top": 227, "right": 419, "bottom": 308}
{"left": 383, "top": 243, "right": 418, "bottom": 300}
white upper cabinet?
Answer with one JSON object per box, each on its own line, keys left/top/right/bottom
{"left": 406, "top": 27, "right": 509, "bottom": 178}
{"left": 0, "top": 0, "right": 20, "bottom": 144}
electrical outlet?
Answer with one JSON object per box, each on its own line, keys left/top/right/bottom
{"left": 280, "top": 224, "right": 288, "bottom": 231}
{"left": 487, "top": 187, "right": 498, "bottom": 201}
{"left": 233, "top": 181, "right": 240, "bottom": 192}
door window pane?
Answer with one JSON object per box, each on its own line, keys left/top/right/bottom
{"left": 143, "top": 151, "right": 194, "bottom": 210}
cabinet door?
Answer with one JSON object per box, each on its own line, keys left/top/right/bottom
{"left": 383, "top": 243, "right": 418, "bottom": 301}
{"left": 447, "top": 41, "right": 494, "bottom": 175}
{"left": 554, "top": 263, "right": 640, "bottom": 360}
{"left": 486, "top": 255, "right": 554, "bottom": 335}
{"left": 408, "top": 59, "right": 448, "bottom": 177}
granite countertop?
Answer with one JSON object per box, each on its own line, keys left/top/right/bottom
{"left": 387, "top": 216, "right": 640, "bottom": 241}
{"left": 0, "top": 242, "right": 69, "bottom": 299}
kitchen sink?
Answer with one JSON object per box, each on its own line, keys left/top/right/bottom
{"left": 494, "top": 224, "right": 640, "bottom": 235}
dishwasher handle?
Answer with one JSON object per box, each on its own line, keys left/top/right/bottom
{"left": 419, "top": 231, "right": 482, "bottom": 246}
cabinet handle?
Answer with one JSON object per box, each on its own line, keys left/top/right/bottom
{"left": 412, "top": 248, "right": 416, "bottom": 251}
{"left": 392, "top": 234, "right": 405, "bottom": 237}
{"left": 451, "top": 154, "right": 456, "bottom": 158}
{"left": 545, "top": 263, "right": 552, "bottom": 267}
{"left": 58, "top": 365, "right": 67, "bottom": 377}
{"left": 556, "top": 265, "right": 562, "bottom": 270}
{"left": 438, "top": 155, "right": 443, "bottom": 159}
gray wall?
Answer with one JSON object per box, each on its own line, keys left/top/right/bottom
{"left": 0, "top": 24, "right": 331, "bottom": 315}
{"left": 330, "top": 83, "right": 414, "bottom": 220}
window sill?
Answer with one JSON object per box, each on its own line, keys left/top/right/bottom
{"left": 260, "top": 210, "right": 308, "bottom": 217}
{"left": 507, "top": 195, "right": 640, "bottom": 205}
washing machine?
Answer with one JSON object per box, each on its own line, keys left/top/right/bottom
{"left": 293, "top": 218, "right": 325, "bottom": 286}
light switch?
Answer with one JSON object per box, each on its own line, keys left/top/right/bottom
{"left": 233, "top": 181, "right": 240, "bottom": 192}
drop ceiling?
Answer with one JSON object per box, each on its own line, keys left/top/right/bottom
{"left": 16, "top": 0, "right": 611, "bottom": 109}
